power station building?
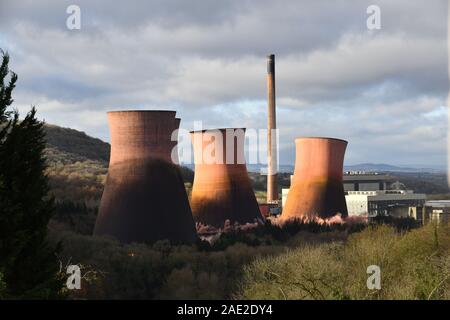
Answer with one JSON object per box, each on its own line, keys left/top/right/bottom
{"left": 406, "top": 201, "right": 450, "bottom": 224}
{"left": 345, "top": 190, "right": 426, "bottom": 217}
{"left": 343, "top": 172, "right": 391, "bottom": 191}
{"left": 422, "top": 201, "right": 450, "bottom": 223}
{"left": 343, "top": 172, "right": 426, "bottom": 217}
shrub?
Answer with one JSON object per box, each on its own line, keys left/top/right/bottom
{"left": 49, "top": 230, "right": 289, "bottom": 299}
{"left": 236, "top": 243, "right": 345, "bottom": 300}
{"left": 236, "top": 223, "right": 450, "bottom": 300}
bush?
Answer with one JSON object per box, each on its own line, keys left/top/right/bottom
{"left": 0, "top": 272, "right": 6, "bottom": 298}
{"left": 236, "top": 223, "right": 450, "bottom": 300}
{"left": 52, "top": 200, "right": 97, "bottom": 235}
{"left": 236, "top": 243, "right": 346, "bottom": 300}
{"left": 48, "top": 214, "right": 445, "bottom": 300}
{"left": 46, "top": 219, "right": 369, "bottom": 300}
{"left": 48, "top": 230, "right": 288, "bottom": 299}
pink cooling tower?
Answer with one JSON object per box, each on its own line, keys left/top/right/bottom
{"left": 94, "top": 110, "right": 197, "bottom": 244}
{"left": 282, "top": 137, "right": 348, "bottom": 220}
{"left": 190, "top": 128, "right": 262, "bottom": 227}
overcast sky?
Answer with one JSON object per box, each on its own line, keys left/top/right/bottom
{"left": 0, "top": 0, "right": 448, "bottom": 168}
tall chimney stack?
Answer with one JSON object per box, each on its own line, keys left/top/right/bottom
{"left": 267, "top": 54, "right": 278, "bottom": 203}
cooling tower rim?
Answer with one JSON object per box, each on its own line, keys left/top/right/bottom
{"left": 107, "top": 110, "right": 177, "bottom": 115}
{"left": 295, "top": 136, "right": 348, "bottom": 143}
{"left": 189, "top": 128, "right": 246, "bottom": 134}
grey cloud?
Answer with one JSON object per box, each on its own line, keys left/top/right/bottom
{"left": 0, "top": 0, "right": 447, "bottom": 167}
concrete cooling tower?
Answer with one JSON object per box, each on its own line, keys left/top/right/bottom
{"left": 282, "top": 137, "right": 348, "bottom": 220}
{"left": 94, "top": 110, "right": 197, "bottom": 244}
{"left": 190, "top": 128, "right": 263, "bottom": 227}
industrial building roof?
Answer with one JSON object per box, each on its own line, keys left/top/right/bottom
{"left": 343, "top": 174, "right": 392, "bottom": 182}
{"left": 425, "top": 200, "right": 450, "bottom": 207}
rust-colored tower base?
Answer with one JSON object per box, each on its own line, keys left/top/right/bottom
{"left": 282, "top": 137, "right": 348, "bottom": 220}
{"left": 94, "top": 111, "right": 197, "bottom": 244}
{"left": 190, "top": 128, "right": 263, "bottom": 227}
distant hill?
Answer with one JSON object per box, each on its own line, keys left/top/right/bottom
{"left": 217, "top": 162, "right": 443, "bottom": 174}
{"left": 344, "top": 163, "right": 443, "bottom": 173}
{"left": 44, "top": 124, "right": 110, "bottom": 163}
{"left": 43, "top": 124, "right": 109, "bottom": 205}
{"left": 345, "top": 163, "right": 412, "bottom": 172}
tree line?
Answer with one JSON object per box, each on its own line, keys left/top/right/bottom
{"left": 0, "top": 50, "right": 63, "bottom": 298}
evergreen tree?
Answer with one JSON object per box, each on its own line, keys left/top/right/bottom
{"left": 0, "top": 50, "right": 64, "bottom": 298}
{"left": 0, "top": 272, "right": 6, "bottom": 298}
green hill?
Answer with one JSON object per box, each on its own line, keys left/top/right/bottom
{"left": 44, "top": 124, "right": 110, "bottom": 164}
{"left": 43, "top": 124, "right": 109, "bottom": 206}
